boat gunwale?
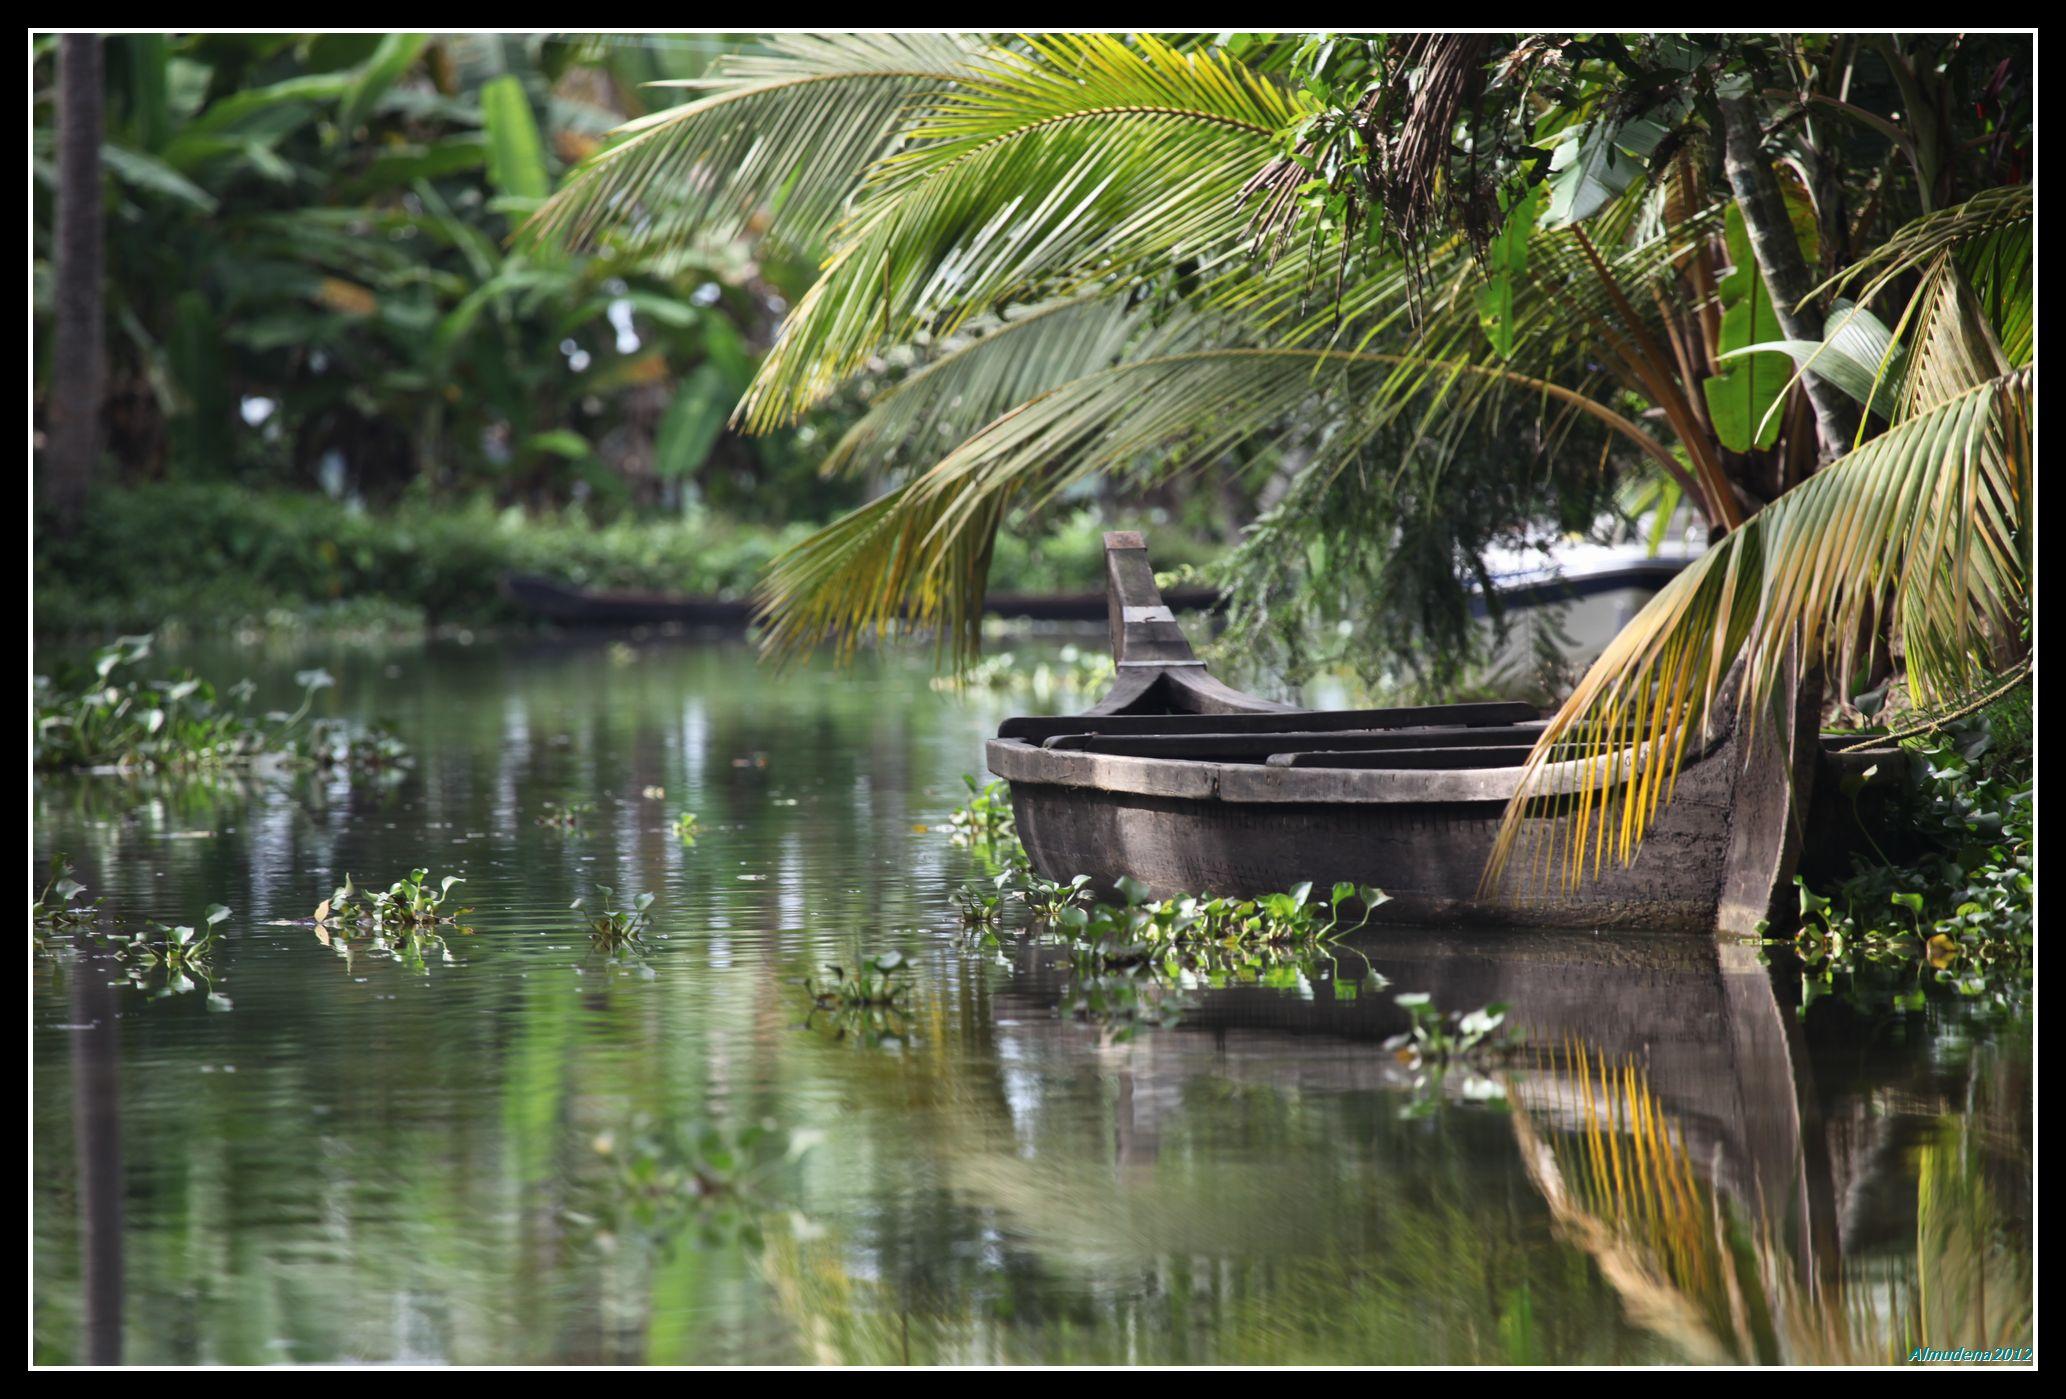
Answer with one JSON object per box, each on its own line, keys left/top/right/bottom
{"left": 987, "top": 730, "right": 1721, "bottom": 805}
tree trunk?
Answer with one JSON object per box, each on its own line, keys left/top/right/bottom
{"left": 48, "top": 33, "right": 106, "bottom": 523}
{"left": 1718, "top": 95, "right": 1859, "bottom": 464}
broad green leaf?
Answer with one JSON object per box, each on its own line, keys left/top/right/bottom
{"left": 1701, "top": 204, "right": 1789, "bottom": 452}
{"left": 652, "top": 363, "right": 737, "bottom": 480}
{"left": 1540, "top": 122, "right": 1641, "bottom": 229}
{"left": 1722, "top": 299, "right": 1905, "bottom": 422}
{"left": 101, "top": 144, "right": 220, "bottom": 213}
{"left": 1475, "top": 183, "right": 1545, "bottom": 359}
{"left": 480, "top": 74, "right": 550, "bottom": 205}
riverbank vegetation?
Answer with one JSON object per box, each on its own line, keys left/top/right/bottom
{"left": 34, "top": 482, "right": 1224, "bottom": 638}
{"left": 1791, "top": 687, "right": 2033, "bottom": 1012}
{"left": 31, "top": 35, "right": 1233, "bottom": 642}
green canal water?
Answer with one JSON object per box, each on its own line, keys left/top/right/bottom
{"left": 32, "top": 634, "right": 2033, "bottom": 1365}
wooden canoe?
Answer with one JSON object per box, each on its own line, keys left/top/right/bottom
{"left": 986, "top": 533, "right": 1820, "bottom": 934}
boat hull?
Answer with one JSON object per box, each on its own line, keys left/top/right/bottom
{"left": 986, "top": 532, "right": 1821, "bottom": 935}
{"left": 1001, "top": 763, "right": 1731, "bottom": 931}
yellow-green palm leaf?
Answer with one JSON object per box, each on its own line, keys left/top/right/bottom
{"left": 739, "top": 33, "right": 1294, "bottom": 429}
{"left": 1487, "top": 256, "right": 2028, "bottom": 892}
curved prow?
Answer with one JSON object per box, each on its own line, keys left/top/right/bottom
{"left": 1103, "top": 530, "right": 1199, "bottom": 668}
{"left": 1087, "top": 533, "right": 1298, "bottom": 717}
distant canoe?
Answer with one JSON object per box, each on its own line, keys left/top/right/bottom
{"left": 986, "top": 533, "right": 1821, "bottom": 935}
{"left": 499, "top": 572, "right": 1224, "bottom": 627}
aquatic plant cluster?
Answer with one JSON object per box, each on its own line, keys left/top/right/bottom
{"left": 312, "top": 870, "right": 475, "bottom": 970}
{"left": 1787, "top": 691, "right": 2033, "bottom": 1010}
{"left": 33, "top": 633, "right": 409, "bottom": 776}
{"left": 943, "top": 776, "right": 1016, "bottom": 847}
{"left": 576, "top": 885, "right": 658, "bottom": 952}
{"left": 31, "top": 855, "right": 98, "bottom": 930}
{"left": 944, "top": 776, "right": 1412, "bottom": 1029}
{"left": 803, "top": 952, "right": 914, "bottom": 1046}
{"left": 318, "top": 870, "right": 469, "bottom": 931}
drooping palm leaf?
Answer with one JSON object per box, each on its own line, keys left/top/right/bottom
{"left": 752, "top": 181, "right": 1735, "bottom": 669}
{"left": 755, "top": 344, "right": 1694, "bottom": 666}
{"left": 737, "top": 33, "right": 1294, "bottom": 429}
{"left": 818, "top": 291, "right": 1172, "bottom": 480}
{"left": 1805, "top": 183, "right": 2031, "bottom": 311}
{"left": 1486, "top": 263, "right": 2028, "bottom": 892}
{"left": 524, "top": 33, "right": 988, "bottom": 258}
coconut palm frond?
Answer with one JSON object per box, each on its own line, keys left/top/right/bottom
{"left": 1895, "top": 255, "right": 2012, "bottom": 421}
{"left": 819, "top": 292, "right": 1164, "bottom": 480}
{"left": 756, "top": 344, "right": 1692, "bottom": 666}
{"left": 1807, "top": 183, "right": 2031, "bottom": 311}
{"left": 524, "top": 33, "right": 989, "bottom": 257}
{"left": 1488, "top": 360, "right": 2029, "bottom": 892}
{"left": 737, "top": 33, "right": 1294, "bottom": 430}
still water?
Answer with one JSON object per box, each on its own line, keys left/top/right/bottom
{"left": 32, "top": 634, "right": 2033, "bottom": 1365}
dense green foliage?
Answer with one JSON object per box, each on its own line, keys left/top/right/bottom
{"left": 1794, "top": 688, "right": 2033, "bottom": 1008}
{"left": 31, "top": 33, "right": 853, "bottom": 517}
{"left": 36, "top": 483, "right": 818, "bottom": 633}
{"left": 35, "top": 482, "right": 1223, "bottom": 636}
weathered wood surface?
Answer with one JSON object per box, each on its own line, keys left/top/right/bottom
{"left": 1083, "top": 532, "right": 1300, "bottom": 718}
{"left": 1002, "top": 758, "right": 1742, "bottom": 930}
{"left": 1042, "top": 723, "right": 1547, "bottom": 759}
{"left": 988, "top": 532, "right": 1821, "bottom": 934}
{"left": 999, "top": 699, "right": 1537, "bottom": 742}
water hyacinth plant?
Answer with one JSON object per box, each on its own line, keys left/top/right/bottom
{"left": 576, "top": 885, "right": 657, "bottom": 951}
{"left": 1782, "top": 700, "right": 2032, "bottom": 1012}
{"left": 803, "top": 951, "right": 914, "bottom": 1045}
{"left": 315, "top": 870, "right": 469, "bottom": 931}
{"left": 34, "top": 635, "right": 270, "bottom": 770}
{"left": 952, "top": 870, "right": 1016, "bottom": 927}
{"left": 536, "top": 799, "right": 598, "bottom": 829}
{"left": 1019, "top": 872, "right": 1095, "bottom": 922}
{"left": 32, "top": 854, "right": 98, "bottom": 928}
{"left": 945, "top": 776, "right": 1016, "bottom": 847}
{"left": 33, "top": 634, "right": 410, "bottom": 776}
{"left": 1385, "top": 995, "right": 1512, "bottom": 1068}
{"left": 1054, "top": 877, "right": 1390, "bottom": 949}
{"left": 805, "top": 951, "right": 911, "bottom": 1010}
{"left": 102, "top": 903, "right": 234, "bottom": 1007}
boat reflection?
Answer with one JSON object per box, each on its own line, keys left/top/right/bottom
{"left": 935, "top": 927, "right": 2033, "bottom": 1365}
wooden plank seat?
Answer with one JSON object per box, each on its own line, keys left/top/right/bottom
{"left": 1266, "top": 746, "right": 1539, "bottom": 770}
{"left": 1041, "top": 723, "right": 1548, "bottom": 760}
{"left": 997, "top": 699, "right": 1538, "bottom": 743}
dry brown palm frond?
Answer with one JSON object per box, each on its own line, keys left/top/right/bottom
{"left": 1243, "top": 35, "right": 1497, "bottom": 287}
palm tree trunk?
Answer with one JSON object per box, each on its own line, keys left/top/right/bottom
{"left": 48, "top": 33, "right": 106, "bottom": 523}
{"left": 1718, "top": 95, "right": 1859, "bottom": 464}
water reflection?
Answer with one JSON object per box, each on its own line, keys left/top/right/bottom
{"left": 32, "top": 635, "right": 2031, "bottom": 1365}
